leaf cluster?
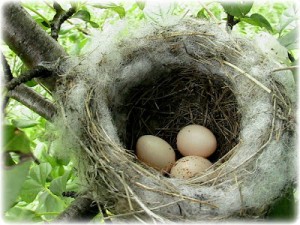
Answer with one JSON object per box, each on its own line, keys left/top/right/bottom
{"left": 3, "top": 118, "right": 77, "bottom": 222}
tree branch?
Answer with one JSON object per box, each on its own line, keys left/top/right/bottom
{"left": 6, "top": 66, "right": 54, "bottom": 91}
{"left": 1, "top": 53, "right": 13, "bottom": 81}
{"left": 2, "top": 53, "right": 57, "bottom": 120}
{"left": 51, "top": 2, "right": 76, "bottom": 40}
{"left": 56, "top": 196, "right": 99, "bottom": 222}
{"left": 226, "top": 14, "right": 240, "bottom": 31}
{"left": 2, "top": 2, "right": 67, "bottom": 91}
{"left": 1, "top": 53, "right": 13, "bottom": 110}
{"left": 7, "top": 84, "right": 57, "bottom": 121}
{"left": 2, "top": 3, "right": 102, "bottom": 222}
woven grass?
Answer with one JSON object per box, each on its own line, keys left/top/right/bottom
{"left": 56, "top": 19, "right": 296, "bottom": 222}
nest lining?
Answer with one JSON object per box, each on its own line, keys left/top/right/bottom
{"left": 54, "top": 18, "right": 296, "bottom": 222}
{"left": 122, "top": 67, "right": 241, "bottom": 163}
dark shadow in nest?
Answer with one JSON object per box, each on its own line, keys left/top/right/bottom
{"left": 120, "top": 68, "right": 241, "bottom": 163}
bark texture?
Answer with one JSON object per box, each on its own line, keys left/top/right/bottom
{"left": 55, "top": 196, "right": 98, "bottom": 222}
{"left": 2, "top": 2, "right": 67, "bottom": 90}
{"left": 6, "top": 66, "right": 54, "bottom": 91}
{"left": 7, "top": 84, "right": 57, "bottom": 121}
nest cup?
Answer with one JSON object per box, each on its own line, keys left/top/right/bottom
{"left": 122, "top": 68, "right": 241, "bottom": 163}
{"left": 57, "top": 18, "right": 296, "bottom": 221}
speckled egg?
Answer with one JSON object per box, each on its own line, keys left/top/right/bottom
{"left": 170, "top": 156, "right": 212, "bottom": 179}
{"left": 136, "top": 135, "right": 176, "bottom": 172}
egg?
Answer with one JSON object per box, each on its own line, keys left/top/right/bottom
{"left": 136, "top": 135, "right": 176, "bottom": 172}
{"left": 176, "top": 124, "right": 217, "bottom": 158}
{"left": 170, "top": 156, "right": 212, "bottom": 179}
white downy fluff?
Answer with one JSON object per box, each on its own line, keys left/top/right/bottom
{"left": 54, "top": 16, "right": 296, "bottom": 221}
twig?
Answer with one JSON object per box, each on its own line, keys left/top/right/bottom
{"left": 199, "top": 3, "right": 218, "bottom": 23}
{"left": 134, "top": 182, "right": 218, "bottom": 208}
{"left": 272, "top": 66, "right": 298, "bottom": 73}
{"left": 1, "top": 53, "right": 14, "bottom": 110}
{"left": 51, "top": 2, "right": 76, "bottom": 40}
{"left": 104, "top": 199, "right": 183, "bottom": 220}
{"left": 43, "top": 1, "right": 91, "bottom": 36}
{"left": 6, "top": 66, "right": 54, "bottom": 90}
{"left": 223, "top": 60, "right": 272, "bottom": 94}
{"left": 234, "top": 173, "right": 244, "bottom": 216}
{"left": 65, "top": 20, "right": 90, "bottom": 36}
{"left": 113, "top": 171, "right": 166, "bottom": 222}
{"left": 226, "top": 14, "right": 240, "bottom": 31}
{"left": 1, "top": 53, "right": 13, "bottom": 81}
{"left": 22, "top": 4, "right": 50, "bottom": 26}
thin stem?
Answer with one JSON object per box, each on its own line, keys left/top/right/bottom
{"left": 51, "top": 2, "right": 76, "bottom": 40}
{"left": 1, "top": 53, "right": 13, "bottom": 110}
{"left": 6, "top": 66, "right": 54, "bottom": 91}
{"left": 22, "top": 4, "right": 50, "bottom": 25}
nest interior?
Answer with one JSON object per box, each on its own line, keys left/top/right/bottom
{"left": 120, "top": 67, "right": 241, "bottom": 163}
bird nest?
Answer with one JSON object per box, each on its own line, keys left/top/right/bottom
{"left": 55, "top": 18, "right": 296, "bottom": 222}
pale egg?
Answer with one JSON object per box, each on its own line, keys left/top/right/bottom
{"left": 176, "top": 125, "right": 217, "bottom": 158}
{"left": 136, "top": 135, "right": 176, "bottom": 172}
{"left": 170, "top": 156, "right": 212, "bottom": 179}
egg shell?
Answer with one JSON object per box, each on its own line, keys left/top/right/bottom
{"left": 176, "top": 125, "right": 217, "bottom": 158}
{"left": 136, "top": 135, "right": 176, "bottom": 172}
{"left": 170, "top": 156, "right": 212, "bottom": 179}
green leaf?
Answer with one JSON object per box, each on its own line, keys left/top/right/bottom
{"left": 51, "top": 165, "right": 65, "bottom": 178}
{"left": 25, "top": 79, "right": 38, "bottom": 87}
{"left": 241, "top": 13, "right": 273, "bottom": 32}
{"left": 73, "top": 10, "right": 91, "bottom": 22}
{"left": 136, "top": 1, "right": 146, "bottom": 10}
{"left": 221, "top": 1, "right": 253, "bottom": 17}
{"left": 20, "top": 179, "right": 44, "bottom": 203}
{"left": 41, "top": 20, "right": 50, "bottom": 28}
{"left": 49, "top": 171, "right": 71, "bottom": 196}
{"left": 89, "top": 21, "right": 99, "bottom": 28}
{"left": 36, "top": 191, "right": 65, "bottom": 220}
{"left": 3, "top": 125, "right": 31, "bottom": 154}
{"left": 12, "top": 119, "right": 39, "bottom": 129}
{"left": 4, "top": 153, "right": 16, "bottom": 166}
{"left": 75, "top": 38, "right": 89, "bottom": 55}
{"left": 34, "top": 18, "right": 50, "bottom": 29}
{"left": 4, "top": 160, "right": 32, "bottom": 211}
{"left": 69, "top": 33, "right": 79, "bottom": 42}
{"left": 277, "top": 5, "right": 298, "bottom": 35}
{"left": 5, "top": 207, "right": 43, "bottom": 222}
{"left": 92, "top": 3, "right": 126, "bottom": 18}
{"left": 197, "top": 8, "right": 209, "bottom": 19}
{"left": 66, "top": 176, "right": 80, "bottom": 192}
{"left": 267, "top": 187, "right": 296, "bottom": 220}
{"left": 278, "top": 28, "right": 298, "bottom": 50}
{"left": 30, "top": 162, "right": 52, "bottom": 186}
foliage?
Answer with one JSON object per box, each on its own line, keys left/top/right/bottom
{"left": 267, "top": 187, "right": 296, "bottom": 220}
{"left": 2, "top": 0, "right": 298, "bottom": 222}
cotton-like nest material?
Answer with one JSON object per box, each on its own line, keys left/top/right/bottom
{"left": 55, "top": 18, "right": 297, "bottom": 222}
